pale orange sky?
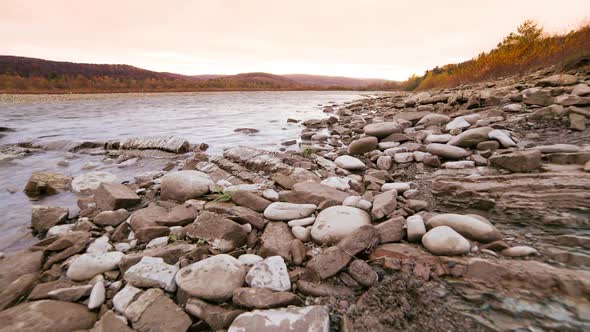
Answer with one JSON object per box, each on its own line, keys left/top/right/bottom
{"left": 1, "top": 0, "right": 589, "bottom": 80}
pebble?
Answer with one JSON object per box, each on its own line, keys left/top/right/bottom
{"left": 88, "top": 280, "right": 105, "bottom": 310}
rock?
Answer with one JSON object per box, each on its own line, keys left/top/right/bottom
{"left": 501, "top": 246, "right": 539, "bottom": 257}
{"left": 425, "top": 134, "right": 453, "bottom": 144}
{"left": 158, "top": 203, "right": 198, "bottom": 227}
{"left": 502, "top": 103, "right": 523, "bottom": 112}
{"left": 175, "top": 254, "right": 246, "bottom": 301}
{"left": 311, "top": 206, "right": 372, "bottom": 244}
{"left": 488, "top": 129, "right": 516, "bottom": 147}
{"left": 445, "top": 117, "right": 471, "bottom": 131}
{"left": 284, "top": 182, "right": 350, "bottom": 205}
{"left": 0, "top": 300, "right": 96, "bottom": 332}
{"left": 94, "top": 209, "right": 129, "bottom": 227}
{"left": 66, "top": 252, "right": 125, "bottom": 281}
{"left": 348, "top": 136, "right": 378, "bottom": 155}
{"left": 0, "top": 273, "right": 38, "bottom": 310}
{"left": 113, "top": 284, "right": 143, "bottom": 313}
{"left": 347, "top": 259, "right": 378, "bottom": 287}
{"left": 426, "top": 213, "right": 502, "bottom": 243}
{"left": 292, "top": 226, "right": 311, "bottom": 242}
{"left": 146, "top": 236, "right": 168, "bottom": 249}
{"left": 342, "top": 196, "right": 372, "bottom": 211}
{"left": 47, "top": 284, "right": 93, "bottom": 302}
{"left": 185, "top": 298, "right": 244, "bottom": 330}
{"left": 89, "top": 310, "right": 133, "bottom": 332}
{"left": 334, "top": 155, "right": 366, "bottom": 170}
{"left": 570, "top": 112, "right": 586, "bottom": 131}
{"left": 585, "top": 160, "right": 590, "bottom": 172}
{"left": 381, "top": 182, "right": 409, "bottom": 192}
{"left": 393, "top": 152, "right": 414, "bottom": 163}
{"left": 363, "top": 122, "right": 401, "bottom": 137}
{"left": 185, "top": 211, "right": 247, "bottom": 252}
{"left": 228, "top": 305, "right": 330, "bottom": 332}
{"left": 371, "top": 190, "right": 397, "bottom": 220}
{"left": 416, "top": 113, "right": 451, "bottom": 127}
{"left": 489, "top": 150, "right": 542, "bottom": 172}
{"left": 573, "top": 83, "right": 590, "bottom": 96}
{"left": 406, "top": 215, "right": 426, "bottom": 242}
{"left": 116, "top": 136, "right": 190, "bottom": 153}
{"left": 263, "top": 189, "right": 280, "bottom": 201}
{"left": 232, "top": 287, "right": 302, "bottom": 309}
{"left": 536, "top": 74, "right": 578, "bottom": 87}
{"left": 31, "top": 205, "right": 68, "bottom": 233}
{"left": 534, "top": 144, "right": 581, "bottom": 153}
{"left": 129, "top": 205, "right": 168, "bottom": 230}
{"left": 72, "top": 171, "right": 117, "bottom": 194}
{"left": 423, "top": 155, "right": 441, "bottom": 167}
{"left": 476, "top": 140, "right": 500, "bottom": 151}
{"left": 87, "top": 236, "right": 113, "bottom": 254}
{"left": 442, "top": 160, "right": 475, "bottom": 169}
{"left": 375, "top": 217, "right": 405, "bottom": 243}
{"left": 426, "top": 143, "right": 470, "bottom": 159}
{"left": 263, "top": 202, "right": 316, "bottom": 221}
{"left": 160, "top": 170, "right": 213, "bottom": 202}
{"left": 94, "top": 183, "right": 140, "bottom": 211}
{"left": 231, "top": 190, "right": 271, "bottom": 213}
{"left": 123, "top": 288, "right": 191, "bottom": 332}
{"left": 422, "top": 226, "right": 471, "bottom": 256}
{"left": 320, "top": 177, "right": 350, "bottom": 191}
{"left": 88, "top": 281, "right": 105, "bottom": 310}
{"left": 260, "top": 222, "right": 295, "bottom": 260}
{"left": 522, "top": 87, "right": 554, "bottom": 106}
{"left": 124, "top": 256, "right": 178, "bottom": 292}
{"left": 448, "top": 127, "right": 493, "bottom": 147}
{"left": 376, "top": 155, "right": 392, "bottom": 170}
{"left": 245, "top": 256, "right": 291, "bottom": 291}
{"left": 24, "top": 172, "right": 72, "bottom": 197}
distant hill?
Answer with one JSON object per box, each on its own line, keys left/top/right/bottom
{"left": 284, "top": 74, "right": 389, "bottom": 88}
{"left": 0, "top": 56, "right": 394, "bottom": 93}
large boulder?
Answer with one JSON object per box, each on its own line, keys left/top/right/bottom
{"left": 311, "top": 206, "right": 372, "bottom": 244}
{"left": 426, "top": 143, "right": 471, "bottom": 160}
{"left": 422, "top": 226, "right": 471, "bottom": 256}
{"left": 160, "top": 170, "right": 213, "bottom": 202}
{"left": 71, "top": 171, "right": 117, "bottom": 194}
{"left": 447, "top": 127, "right": 493, "bottom": 147}
{"left": 24, "top": 172, "right": 72, "bottom": 197}
{"left": 363, "top": 122, "right": 401, "bottom": 138}
{"left": 0, "top": 300, "right": 96, "bottom": 332}
{"left": 31, "top": 205, "right": 68, "bottom": 233}
{"left": 228, "top": 305, "right": 330, "bottom": 332}
{"left": 489, "top": 150, "right": 542, "bottom": 172}
{"left": 348, "top": 137, "right": 378, "bottom": 155}
{"left": 175, "top": 254, "right": 246, "bottom": 301}
{"left": 426, "top": 213, "right": 502, "bottom": 243}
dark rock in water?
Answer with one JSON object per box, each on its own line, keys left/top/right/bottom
{"left": 24, "top": 172, "right": 72, "bottom": 197}
{"left": 0, "top": 126, "right": 16, "bottom": 132}
{"left": 105, "top": 136, "right": 189, "bottom": 153}
{"left": 234, "top": 128, "right": 260, "bottom": 134}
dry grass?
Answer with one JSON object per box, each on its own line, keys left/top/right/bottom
{"left": 412, "top": 20, "right": 590, "bottom": 90}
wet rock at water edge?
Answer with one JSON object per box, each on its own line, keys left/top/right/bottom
{"left": 24, "top": 172, "right": 72, "bottom": 197}
{"left": 71, "top": 171, "right": 117, "bottom": 194}
{"left": 31, "top": 205, "right": 68, "bottom": 233}
{"left": 94, "top": 182, "right": 141, "bottom": 211}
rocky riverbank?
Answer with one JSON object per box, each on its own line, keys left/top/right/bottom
{"left": 0, "top": 63, "right": 589, "bottom": 331}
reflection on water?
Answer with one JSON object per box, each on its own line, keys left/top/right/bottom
{"left": 0, "top": 91, "right": 368, "bottom": 252}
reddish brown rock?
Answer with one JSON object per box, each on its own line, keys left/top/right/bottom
{"left": 259, "top": 222, "right": 295, "bottom": 261}
{"left": 31, "top": 205, "right": 68, "bottom": 233}
{"left": 94, "top": 183, "right": 140, "bottom": 211}
{"left": 232, "top": 287, "right": 302, "bottom": 309}
{"left": 231, "top": 190, "right": 272, "bottom": 213}
{"left": 185, "top": 211, "right": 247, "bottom": 252}
{"left": 185, "top": 297, "right": 244, "bottom": 330}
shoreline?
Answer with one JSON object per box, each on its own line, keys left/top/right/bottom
{"left": 0, "top": 64, "right": 589, "bottom": 330}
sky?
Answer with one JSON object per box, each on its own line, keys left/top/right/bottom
{"left": 0, "top": 0, "right": 589, "bottom": 80}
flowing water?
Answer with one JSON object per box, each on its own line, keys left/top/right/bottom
{"left": 0, "top": 91, "right": 369, "bottom": 252}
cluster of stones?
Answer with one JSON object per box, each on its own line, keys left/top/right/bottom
{"left": 1, "top": 69, "right": 589, "bottom": 331}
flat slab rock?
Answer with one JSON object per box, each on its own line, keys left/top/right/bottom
{"left": 0, "top": 300, "right": 97, "bottom": 332}
{"left": 108, "top": 136, "right": 190, "bottom": 153}
{"left": 228, "top": 305, "right": 330, "bottom": 332}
